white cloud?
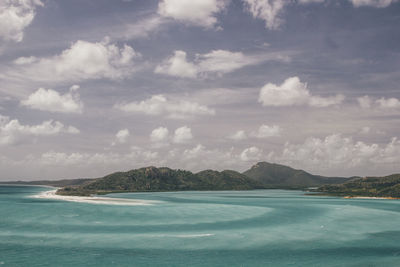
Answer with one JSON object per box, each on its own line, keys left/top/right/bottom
{"left": 298, "top": 0, "right": 324, "bottom": 3}
{"left": 360, "top": 126, "right": 371, "bottom": 134}
{"left": 155, "top": 49, "right": 286, "bottom": 79}
{"left": 150, "top": 127, "right": 169, "bottom": 143}
{"left": 123, "top": 16, "right": 164, "bottom": 39}
{"left": 349, "top": 0, "right": 398, "bottom": 8}
{"left": 253, "top": 124, "right": 281, "bottom": 138}
{"left": 13, "top": 56, "right": 37, "bottom": 65}
{"left": 278, "top": 134, "right": 400, "bottom": 173}
{"left": 0, "top": 0, "right": 43, "bottom": 42}
{"left": 376, "top": 97, "right": 400, "bottom": 109}
{"left": 173, "top": 126, "right": 193, "bottom": 144}
{"left": 113, "top": 129, "right": 130, "bottom": 145}
{"left": 358, "top": 95, "right": 400, "bottom": 110}
{"left": 229, "top": 130, "right": 247, "bottom": 141}
{"left": 258, "top": 76, "right": 344, "bottom": 107}
{"left": 240, "top": 146, "right": 263, "bottom": 161}
{"left": 8, "top": 38, "right": 140, "bottom": 83}
{"left": 357, "top": 95, "right": 372, "bottom": 109}
{"left": 158, "top": 0, "right": 228, "bottom": 28}
{"left": 243, "top": 0, "right": 287, "bottom": 30}
{"left": 155, "top": 50, "right": 197, "bottom": 78}
{"left": 116, "top": 94, "right": 215, "bottom": 119}
{"left": 0, "top": 115, "right": 79, "bottom": 145}
{"left": 21, "top": 85, "right": 83, "bottom": 114}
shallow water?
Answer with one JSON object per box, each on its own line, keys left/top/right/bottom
{"left": 1, "top": 185, "right": 400, "bottom": 266}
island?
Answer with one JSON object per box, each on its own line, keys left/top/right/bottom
{"left": 314, "top": 174, "right": 400, "bottom": 198}
{"left": 55, "top": 162, "right": 348, "bottom": 196}
{"left": 3, "top": 161, "right": 399, "bottom": 199}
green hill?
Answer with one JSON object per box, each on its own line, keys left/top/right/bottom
{"left": 315, "top": 174, "right": 400, "bottom": 198}
{"left": 56, "top": 166, "right": 265, "bottom": 196}
{"left": 243, "top": 162, "right": 347, "bottom": 188}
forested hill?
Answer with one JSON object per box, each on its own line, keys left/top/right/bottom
{"left": 243, "top": 162, "right": 348, "bottom": 188}
{"left": 315, "top": 174, "right": 400, "bottom": 198}
{"left": 56, "top": 166, "right": 265, "bottom": 196}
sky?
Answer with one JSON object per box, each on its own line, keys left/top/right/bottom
{"left": 0, "top": 0, "right": 399, "bottom": 180}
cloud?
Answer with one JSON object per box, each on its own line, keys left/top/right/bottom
{"left": 240, "top": 146, "right": 263, "bottom": 161}
{"left": 123, "top": 16, "right": 165, "bottom": 39}
{"left": 150, "top": 126, "right": 169, "bottom": 143}
{"left": 155, "top": 49, "right": 287, "bottom": 79}
{"left": 243, "top": 0, "right": 287, "bottom": 30}
{"left": 349, "top": 0, "right": 398, "bottom": 8}
{"left": 253, "top": 124, "right": 281, "bottom": 138}
{"left": 13, "top": 56, "right": 37, "bottom": 65}
{"left": 116, "top": 94, "right": 215, "bottom": 119}
{"left": 158, "top": 0, "right": 228, "bottom": 28}
{"left": 358, "top": 95, "right": 400, "bottom": 109}
{"left": 258, "top": 76, "right": 344, "bottom": 107}
{"left": 8, "top": 38, "right": 140, "bottom": 83}
{"left": 357, "top": 95, "right": 372, "bottom": 109}
{"left": 228, "top": 130, "right": 247, "bottom": 140}
{"left": 278, "top": 134, "right": 400, "bottom": 173}
{"left": 0, "top": 115, "right": 79, "bottom": 145}
{"left": 376, "top": 97, "right": 400, "bottom": 109}
{"left": 154, "top": 50, "right": 198, "bottom": 78}
{"left": 21, "top": 85, "right": 83, "bottom": 114}
{"left": 0, "top": 0, "right": 43, "bottom": 42}
{"left": 113, "top": 129, "right": 130, "bottom": 145}
{"left": 173, "top": 126, "right": 193, "bottom": 143}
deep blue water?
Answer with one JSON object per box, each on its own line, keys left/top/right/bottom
{"left": 1, "top": 185, "right": 400, "bottom": 266}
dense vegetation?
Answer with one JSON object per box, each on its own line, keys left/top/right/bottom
{"left": 243, "top": 162, "right": 348, "bottom": 188}
{"left": 56, "top": 167, "right": 265, "bottom": 196}
{"left": 315, "top": 174, "right": 400, "bottom": 198}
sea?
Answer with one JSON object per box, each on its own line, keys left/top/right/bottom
{"left": 1, "top": 185, "right": 400, "bottom": 266}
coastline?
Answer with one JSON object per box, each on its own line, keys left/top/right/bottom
{"left": 31, "top": 189, "right": 159, "bottom": 206}
{"left": 343, "top": 196, "right": 400, "bottom": 200}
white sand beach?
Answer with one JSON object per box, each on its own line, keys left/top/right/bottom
{"left": 32, "top": 189, "right": 159, "bottom": 206}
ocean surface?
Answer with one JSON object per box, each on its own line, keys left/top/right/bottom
{"left": 1, "top": 185, "right": 400, "bottom": 266}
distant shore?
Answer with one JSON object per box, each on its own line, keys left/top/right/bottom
{"left": 343, "top": 196, "right": 400, "bottom": 200}
{"left": 31, "top": 189, "right": 159, "bottom": 206}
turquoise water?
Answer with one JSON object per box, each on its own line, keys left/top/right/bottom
{"left": 1, "top": 186, "right": 400, "bottom": 266}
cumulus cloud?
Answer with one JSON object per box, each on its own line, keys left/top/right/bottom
{"left": 243, "top": 0, "right": 287, "bottom": 30}
{"left": 13, "top": 56, "right": 37, "bottom": 65}
{"left": 253, "top": 124, "right": 281, "bottom": 138}
{"left": 21, "top": 85, "right": 83, "bottom": 113}
{"left": 116, "top": 94, "right": 215, "bottom": 119}
{"left": 154, "top": 50, "right": 197, "bottom": 78}
{"left": 376, "top": 97, "right": 400, "bottom": 109}
{"left": 150, "top": 126, "right": 169, "bottom": 143}
{"left": 228, "top": 130, "right": 247, "bottom": 141}
{"left": 112, "top": 129, "right": 130, "bottom": 145}
{"left": 229, "top": 124, "right": 281, "bottom": 140}
{"left": 173, "top": 126, "right": 193, "bottom": 144}
{"left": 0, "top": 115, "right": 79, "bottom": 145}
{"left": 158, "top": 0, "right": 228, "bottom": 28}
{"left": 358, "top": 95, "right": 400, "bottom": 110}
{"left": 240, "top": 146, "right": 263, "bottom": 161}
{"left": 357, "top": 95, "right": 372, "bottom": 109}
{"left": 155, "top": 49, "right": 287, "bottom": 79}
{"left": 349, "top": 0, "right": 398, "bottom": 8}
{"left": 258, "top": 76, "right": 344, "bottom": 107}
{"left": 8, "top": 38, "right": 140, "bottom": 83}
{"left": 0, "top": 0, "right": 43, "bottom": 42}
{"left": 278, "top": 134, "right": 400, "bottom": 173}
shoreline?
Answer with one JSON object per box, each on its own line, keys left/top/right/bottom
{"left": 31, "top": 189, "right": 159, "bottom": 206}
{"left": 343, "top": 196, "right": 400, "bottom": 200}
